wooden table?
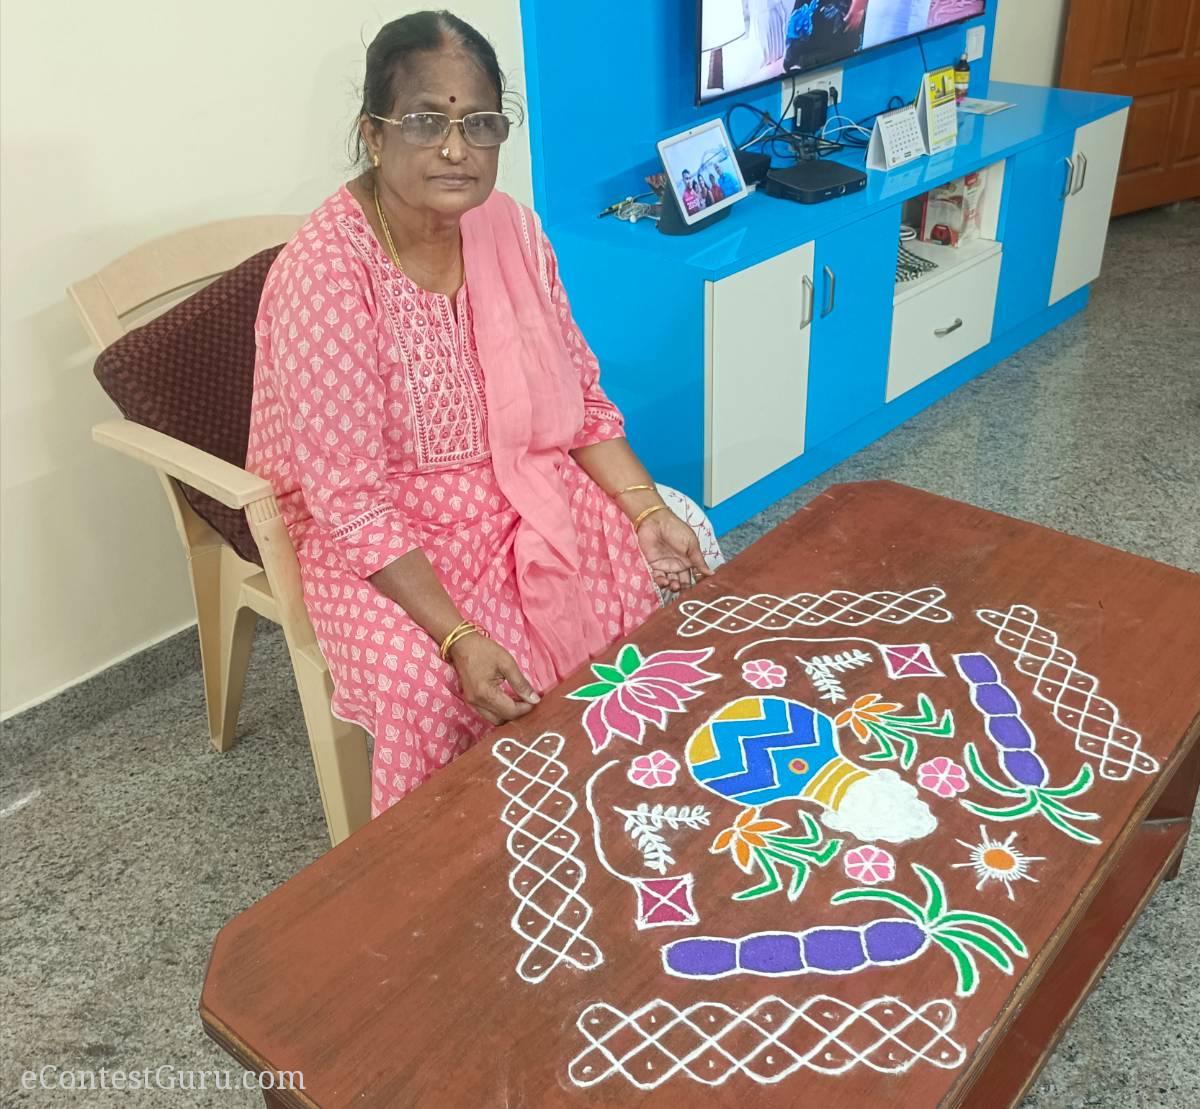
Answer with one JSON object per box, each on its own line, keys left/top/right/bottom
{"left": 201, "top": 482, "right": 1200, "bottom": 1108}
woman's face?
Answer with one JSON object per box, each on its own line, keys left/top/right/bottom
{"left": 363, "top": 47, "right": 501, "bottom": 220}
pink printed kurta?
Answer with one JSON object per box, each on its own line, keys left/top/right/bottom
{"left": 247, "top": 187, "right": 660, "bottom": 815}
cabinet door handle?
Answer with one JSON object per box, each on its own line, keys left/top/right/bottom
{"left": 934, "top": 318, "right": 964, "bottom": 337}
{"left": 822, "top": 265, "right": 836, "bottom": 318}
{"left": 800, "top": 274, "right": 815, "bottom": 329}
{"left": 1072, "top": 152, "right": 1089, "bottom": 195}
{"left": 1061, "top": 156, "right": 1075, "bottom": 199}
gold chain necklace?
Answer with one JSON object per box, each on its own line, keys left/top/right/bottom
{"left": 373, "top": 180, "right": 405, "bottom": 273}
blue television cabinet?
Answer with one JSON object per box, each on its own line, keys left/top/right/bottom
{"left": 519, "top": 2, "right": 1130, "bottom": 533}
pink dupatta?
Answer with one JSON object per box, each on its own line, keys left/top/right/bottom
{"left": 461, "top": 191, "right": 609, "bottom": 690}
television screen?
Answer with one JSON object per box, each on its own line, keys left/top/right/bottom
{"left": 697, "top": 0, "right": 986, "bottom": 103}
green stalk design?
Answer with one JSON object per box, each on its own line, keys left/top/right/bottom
{"left": 851, "top": 694, "right": 955, "bottom": 769}
{"left": 961, "top": 743, "right": 1101, "bottom": 845}
{"left": 727, "top": 813, "right": 842, "bottom": 903}
{"left": 832, "top": 864, "right": 1028, "bottom": 997}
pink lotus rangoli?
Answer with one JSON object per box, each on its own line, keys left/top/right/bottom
{"left": 568, "top": 645, "right": 719, "bottom": 753}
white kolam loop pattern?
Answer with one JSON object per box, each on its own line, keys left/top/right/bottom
{"left": 976, "top": 605, "right": 1159, "bottom": 781}
{"left": 678, "top": 587, "right": 953, "bottom": 638}
{"left": 492, "top": 733, "right": 603, "bottom": 983}
{"left": 568, "top": 995, "right": 965, "bottom": 1089}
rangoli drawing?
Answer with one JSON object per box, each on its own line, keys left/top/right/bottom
{"left": 492, "top": 734, "right": 603, "bottom": 983}
{"left": 842, "top": 844, "right": 896, "bottom": 885}
{"left": 684, "top": 696, "right": 937, "bottom": 843}
{"left": 916, "top": 756, "right": 971, "bottom": 798}
{"left": 976, "top": 605, "right": 1158, "bottom": 781}
{"left": 626, "top": 750, "right": 680, "bottom": 789}
{"left": 742, "top": 658, "right": 789, "bottom": 690}
{"left": 799, "top": 650, "right": 873, "bottom": 702}
{"left": 834, "top": 692, "right": 955, "bottom": 769}
{"left": 567, "top": 644, "right": 719, "bottom": 753}
{"left": 954, "top": 652, "right": 1101, "bottom": 845}
{"left": 663, "top": 864, "right": 1026, "bottom": 997}
{"left": 954, "top": 825, "right": 1044, "bottom": 900}
{"left": 567, "top": 994, "right": 966, "bottom": 1088}
{"left": 678, "top": 587, "right": 952, "bottom": 638}
{"left": 709, "top": 807, "right": 842, "bottom": 902}
{"left": 735, "top": 634, "right": 944, "bottom": 704}
{"left": 614, "top": 802, "right": 711, "bottom": 875}
{"left": 585, "top": 760, "right": 700, "bottom": 929}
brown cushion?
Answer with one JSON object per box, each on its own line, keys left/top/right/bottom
{"left": 93, "top": 246, "right": 284, "bottom": 566}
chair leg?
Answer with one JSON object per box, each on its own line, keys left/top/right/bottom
{"left": 290, "top": 643, "right": 372, "bottom": 846}
{"left": 219, "top": 590, "right": 258, "bottom": 748}
{"left": 186, "top": 538, "right": 235, "bottom": 751}
{"left": 185, "top": 537, "right": 259, "bottom": 753}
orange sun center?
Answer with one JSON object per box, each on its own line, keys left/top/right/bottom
{"left": 982, "top": 847, "right": 1018, "bottom": 872}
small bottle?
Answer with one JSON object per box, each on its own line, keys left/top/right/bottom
{"left": 954, "top": 53, "right": 971, "bottom": 104}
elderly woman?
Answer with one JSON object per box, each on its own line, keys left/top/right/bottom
{"left": 247, "top": 11, "right": 722, "bottom": 816}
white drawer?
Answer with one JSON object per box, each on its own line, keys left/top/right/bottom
{"left": 886, "top": 250, "right": 1002, "bottom": 402}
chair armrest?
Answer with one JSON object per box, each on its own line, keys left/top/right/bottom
{"left": 92, "top": 419, "right": 274, "bottom": 509}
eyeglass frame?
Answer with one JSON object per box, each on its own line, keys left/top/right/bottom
{"left": 367, "top": 111, "right": 512, "bottom": 148}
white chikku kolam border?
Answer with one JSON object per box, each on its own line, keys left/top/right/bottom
{"left": 677, "top": 586, "right": 953, "bottom": 638}
{"left": 567, "top": 994, "right": 966, "bottom": 1089}
{"left": 492, "top": 733, "right": 603, "bottom": 983}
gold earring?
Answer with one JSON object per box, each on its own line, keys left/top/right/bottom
{"left": 372, "top": 152, "right": 381, "bottom": 168}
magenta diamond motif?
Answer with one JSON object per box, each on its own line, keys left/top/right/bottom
{"left": 635, "top": 875, "right": 699, "bottom": 929}
{"left": 880, "top": 643, "right": 943, "bottom": 680}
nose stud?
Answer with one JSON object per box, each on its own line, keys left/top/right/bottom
{"left": 441, "top": 147, "right": 451, "bottom": 159}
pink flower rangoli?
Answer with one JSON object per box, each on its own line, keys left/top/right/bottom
{"left": 842, "top": 844, "right": 896, "bottom": 885}
{"left": 627, "top": 751, "right": 680, "bottom": 789}
{"left": 741, "top": 659, "right": 787, "bottom": 690}
{"left": 917, "top": 756, "right": 970, "bottom": 798}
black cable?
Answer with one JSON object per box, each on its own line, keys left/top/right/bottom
{"left": 916, "top": 32, "right": 930, "bottom": 76}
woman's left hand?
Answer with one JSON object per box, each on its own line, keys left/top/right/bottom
{"left": 636, "top": 508, "right": 714, "bottom": 594}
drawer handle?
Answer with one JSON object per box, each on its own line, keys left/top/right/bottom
{"left": 800, "top": 274, "right": 815, "bottom": 330}
{"left": 1061, "top": 156, "right": 1075, "bottom": 199}
{"left": 935, "top": 318, "right": 964, "bottom": 337}
{"left": 1072, "top": 151, "right": 1089, "bottom": 195}
{"left": 822, "top": 265, "right": 836, "bottom": 318}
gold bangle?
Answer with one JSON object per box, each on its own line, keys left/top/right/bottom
{"left": 440, "top": 620, "right": 476, "bottom": 660}
{"left": 442, "top": 626, "right": 481, "bottom": 660}
{"left": 613, "top": 483, "right": 656, "bottom": 498}
{"left": 633, "top": 504, "right": 669, "bottom": 530}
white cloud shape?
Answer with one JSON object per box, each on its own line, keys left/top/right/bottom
{"left": 820, "top": 768, "right": 937, "bottom": 844}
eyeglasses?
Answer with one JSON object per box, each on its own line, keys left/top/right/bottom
{"left": 369, "top": 111, "right": 511, "bottom": 148}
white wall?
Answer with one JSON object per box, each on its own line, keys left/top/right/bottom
{"left": 990, "top": 0, "right": 1069, "bottom": 87}
{"left": 0, "top": 1, "right": 530, "bottom": 717}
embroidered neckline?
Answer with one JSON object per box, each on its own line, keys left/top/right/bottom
{"left": 336, "top": 184, "right": 467, "bottom": 314}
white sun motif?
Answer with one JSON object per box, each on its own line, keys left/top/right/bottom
{"left": 953, "top": 825, "right": 1044, "bottom": 900}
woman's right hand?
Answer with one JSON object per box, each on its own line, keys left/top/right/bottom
{"left": 448, "top": 634, "right": 540, "bottom": 726}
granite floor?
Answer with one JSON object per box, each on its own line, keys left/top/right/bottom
{"left": 2, "top": 202, "right": 1198, "bottom": 1107}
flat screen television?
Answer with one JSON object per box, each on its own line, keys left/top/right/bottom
{"left": 697, "top": 0, "right": 986, "bottom": 104}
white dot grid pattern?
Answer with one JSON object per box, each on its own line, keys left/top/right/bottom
{"left": 493, "top": 733, "right": 603, "bottom": 983}
{"left": 977, "top": 604, "right": 1160, "bottom": 781}
{"left": 245, "top": 186, "right": 662, "bottom": 815}
{"left": 568, "top": 995, "right": 966, "bottom": 1089}
{"left": 677, "top": 587, "right": 953, "bottom": 638}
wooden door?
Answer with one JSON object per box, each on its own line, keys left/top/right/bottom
{"left": 1059, "top": 0, "right": 1200, "bottom": 215}
{"left": 704, "top": 241, "right": 814, "bottom": 507}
